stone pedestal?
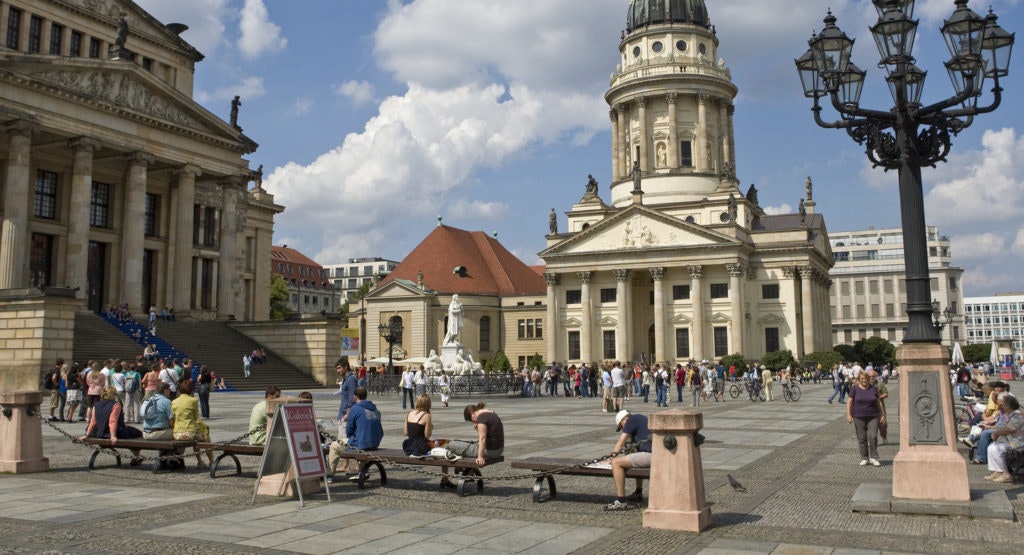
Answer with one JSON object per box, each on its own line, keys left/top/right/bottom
{"left": 891, "top": 343, "right": 969, "bottom": 501}
{"left": 643, "top": 409, "right": 712, "bottom": 532}
{"left": 0, "top": 391, "right": 50, "bottom": 473}
{"left": 440, "top": 344, "right": 461, "bottom": 370}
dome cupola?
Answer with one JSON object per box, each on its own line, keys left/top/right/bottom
{"left": 626, "top": 0, "right": 710, "bottom": 34}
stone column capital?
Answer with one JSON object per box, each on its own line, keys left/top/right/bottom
{"left": 799, "top": 265, "right": 815, "bottom": 279}
{"left": 726, "top": 263, "right": 745, "bottom": 277}
{"left": 609, "top": 109, "right": 618, "bottom": 122}
{"left": 613, "top": 269, "right": 631, "bottom": 282}
{"left": 67, "top": 136, "right": 100, "bottom": 154}
{"left": 697, "top": 93, "right": 710, "bottom": 104}
{"left": 4, "top": 119, "right": 37, "bottom": 138}
{"left": 666, "top": 92, "right": 678, "bottom": 104}
{"left": 782, "top": 266, "right": 797, "bottom": 279}
{"left": 124, "top": 151, "right": 154, "bottom": 167}
{"left": 615, "top": 104, "right": 626, "bottom": 115}
{"left": 173, "top": 164, "right": 202, "bottom": 180}
{"left": 649, "top": 266, "right": 665, "bottom": 281}
{"left": 637, "top": 97, "right": 647, "bottom": 109}
{"left": 542, "top": 272, "right": 560, "bottom": 286}
{"left": 687, "top": 265, "right": 703, "bottom": 279}
{"left": 577, "top": 271, "right": 592, "bottom": 284}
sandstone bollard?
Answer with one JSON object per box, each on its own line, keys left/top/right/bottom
{"left": 643, "top": 408, "right": 711, "bottom": 532}
{"left": 0, "top": 391, "right": 50, "bottom": 473}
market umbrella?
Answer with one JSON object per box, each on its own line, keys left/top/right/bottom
{"left": 365, "top": 356, "right": 392, "bottom": 365}
{"left": 396, "top": 357, "right": 429, "bottom": 365}
{"left": 990, "top": 341, "right": 999, "bottom": 369}
{"left": 951, "top": 342, "right": 965, "bottom": 365}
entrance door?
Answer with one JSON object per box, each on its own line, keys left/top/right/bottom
{"left": 87, "top": 241, "right": 106, "bottom": 311}
{"left": 141, "top": 249, "right": 155, "bottom": 311}
{"left": 29, "top": 233, "right": 54, "bottom": 288}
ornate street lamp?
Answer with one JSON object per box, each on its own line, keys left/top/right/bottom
{"left": 795, "top": 0, "right": 1013, "bottom": 343}
{"left": 931, "top": 300, "right": 955, "bottom": 333}
{"left": 378, "top": 316, "right": 403, "bottom": 374}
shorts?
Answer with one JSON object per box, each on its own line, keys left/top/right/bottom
{"left": 625, "top": 451, "right": 652, "bottom": 468}
{"left": 49, "top": 390, "right": 60, "bottom": 408}
{"left": 613, "top": 386, "right": 625, "bottom": 399}
{"left": 66, "top": 390, "right": 80, "bottom": 403}
{"left": 714, "top": 381, "right": 724, "bottom": 394}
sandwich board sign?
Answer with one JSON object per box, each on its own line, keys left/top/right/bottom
{"left": 252, "top": 403, "right": 330, "bottom": 507}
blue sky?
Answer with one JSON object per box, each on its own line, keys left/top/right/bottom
{"left": 136, "top": 0, "right": 1024, "bottom": 297}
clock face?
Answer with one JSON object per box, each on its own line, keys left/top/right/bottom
{"left": 652, "top": 41, "right": 663, "bottom": 54}
{"left": 676, "top": 40, "right": 687, "bottom": 52}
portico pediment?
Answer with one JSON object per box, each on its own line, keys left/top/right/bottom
{"left": 564, "top": 317, "right": 582, "bottom": 327}
{"left": 671, "top": 313, "right": 693, "bottom": 324}
{"left": 540, "top": 205, "right": 741, "bottom": 257}
{"left": 758, "top": 313, "right": 786, "bottom": 325}
{"left": 367, "top": 279, "right": 427, "bottom": 299}
{"left": 709, "top": 312, "right": 732, "bottom": 324}
{"left": 598, "top": 316, "right": 618, "bottom": 326}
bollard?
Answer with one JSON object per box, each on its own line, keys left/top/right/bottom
{"left": 643, "top": 408, "right": 711, "bottom": 532}
{"left": 0, "top": 391, "right": 50, "bottom": 473}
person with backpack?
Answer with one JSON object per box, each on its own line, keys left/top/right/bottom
{"left": 123, "top": 363, "right": 142, "bottom": 423}
{"left": 44, "top": 359, "right": 63, "bottom": 421}
{"left": 689, "top": 365, "right": 703, "bottom": 407}
{"left": 654, "top": 364, "right": 669, "bottom": 407}
{"left": 64, "top": 363, "right": 80, "bottom": 423}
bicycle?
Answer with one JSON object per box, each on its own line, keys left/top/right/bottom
{"left": 781, "top": 382, "right": 801, "bottom": 402}
{"left": 729, "top": 380, "right": 744, "bottom": 399}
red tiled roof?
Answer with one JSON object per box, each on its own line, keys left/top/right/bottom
{"left": 270, "top": 246, "right": 333, "bottom": 288}
{"left": 379, "top": 225, "right": 546, "bottom": 296}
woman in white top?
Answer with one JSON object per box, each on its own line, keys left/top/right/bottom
{"left": 437, "top": 370, "right": 451, "bottom": 407}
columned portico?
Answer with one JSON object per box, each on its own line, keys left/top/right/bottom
{"left": 119, "top": 152, "right": 152, "bottom": 312}
{"left": 727, "top": 262, "right": 745, "bottom": 355}
{"left": 543, "top": 272, "right": 559, "bottom": 363}
{"left": 688, "top": 265, "right": 704, "bottom": 361}
{"left": 650, "top": 267, "right": 666, "bottom": 365}
{"left": 0, "top": 122, "right": 34, "bottom": 289}
{"left": 578, "top": 271, "right": 593, "bottom": 362}
{"left": 613, "top": 268, "right": 631, "bottom": 361}
{"left": 66, "top": 137, "right": 99, "bottom": 298}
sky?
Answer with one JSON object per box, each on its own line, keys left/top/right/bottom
{"left": 135, "top": 0, "right": 1024, "bottom": 297}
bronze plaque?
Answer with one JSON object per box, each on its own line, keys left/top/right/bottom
{"left": 907, "top": 370, "right": 945, "bottom": 445}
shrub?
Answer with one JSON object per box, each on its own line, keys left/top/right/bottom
{"left": 760, "top": 349, "right": 797, "bottom": 371}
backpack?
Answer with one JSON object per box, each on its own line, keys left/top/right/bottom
{"left": 655, "top": 372, "right": 665, "bottom": 387}
{"left": 124, "top": 372, "right": 140, "bottom": 394}
{"left": 142, "top": 397, "right": 160, "bottom": 420}
{"left": 43, "top": 369, "right": 58, "bottom": 390}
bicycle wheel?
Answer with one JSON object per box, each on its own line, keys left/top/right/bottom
{"left": 729, "top": 383, "right": 741, "bottom": 399}
{"left": 783, "top": 387, "right": 793, "bottom": 402}
{"left": 789, "top": 384, "right": 801, "bottom": 401}
{"left": 757, "top": 389, "right": 766, "bottom": 402}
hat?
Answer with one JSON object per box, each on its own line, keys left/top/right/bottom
{"left": 615, "top": 410, "right": 630, "bottom": 431}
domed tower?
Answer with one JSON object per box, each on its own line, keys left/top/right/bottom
{"left": 607, "top": 0, "right": 738, "bottom": 207}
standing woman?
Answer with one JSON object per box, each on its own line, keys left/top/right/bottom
{"left": 64, "top": 363, "right": 80, "bottom": 423}
{"left": 142, "top": 364, "right": 161, "bottom": 400}
{"left": 847, "top": 371, "right": 885, "bottom": 466}
{"left": 437, "top": 369, "right": 451, "bottom": 408}
{"left": 197, "top": 366, "right": 213, "bottom": 419}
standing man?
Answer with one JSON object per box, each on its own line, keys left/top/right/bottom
{"left": 714, "top": 362, "right": 727, "bottom": 402}
{"left": 610, "top": 361, "right": 626, "bottom": 412}
{"left": 401, "top": 365, "right": 416, "bottom": 409}
{"left": 762, "top": 365, "right": 775, "bottom": 402}
{"left": 336, "top": 359, "right": 358, "bottom": 422}
{"left": 242, "top": 353, "right": 251, "bottom": 378}
{"left": 675, "top": 364, "right": 686, "bottom": 403}
{"left": 604, "top": 410, "right": 651, "bottom": 511}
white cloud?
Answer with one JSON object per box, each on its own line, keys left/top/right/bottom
{"left": 334, "top": 81, "right": 376, "bottom": 105}
{"left": 1012, "top": 228, "right": 1024, "bottom": 256}
{"left": 763, "top": 204, "right": 793, "bottom": 215}
{"left": 924, "top": 128, "right": 1024, "bottom": 224}
{"left": 445, "top": 199, "right": 512, "bottom": 223}
{"left": 196, "top": 75, "right": 266, "bottom": 103}
{"left": 962, "top": 265, "right": 1019, "bottom": 293}
{"left": 950, "top": 233, "right": 1007, "bottom": 261}
{"left": 237, "top": 0, "right": 286, "bottom": 59}
{"left": 288, "top": 98, "right": 314, "bottom": 116}
{"left": 136, "top": 0, "right": 229, "bottom": 56}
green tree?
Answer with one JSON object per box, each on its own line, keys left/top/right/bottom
{"left": 269, "top": 274, "right": 290, "bottom": 320}
{"left": 528, "top": 353, "right": 545, "bottom": 369}
{"left": 760, "top": 349, "right": 796, "bottom": 371}
{"left": 489, "top": 351, "right": 511, "bottom": 374}
{"left": 719, "top": 353, "right": 747, "bottom": 371}
{"left": 963, "top": 343, "right": 992, "bottom": 363}
{"left": 834, "top": 344, "right": 857, "bottom": 362}
{"left": 854, "top": 336, "right": 896, "bottom": 367}
{"left": 803, "top": 351, "right": 844, "bottom": 371}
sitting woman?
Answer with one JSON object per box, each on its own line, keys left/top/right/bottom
{"left": 78, "top": 386, "right": 143, "bottom": 464}
{"left": 984, "top": 394, "right": 1023, "bottom": 484}
{"left": 171, "top": 379, "right": 215, "bottom": 468}
{"left": 143, "top": 344, "right": 158, "bottom": 362}
{"left": 441, "top": 403, "right": 504, "bottom": 488}
{"left": 402, "top": 394, "right": 433, "bottom": 456}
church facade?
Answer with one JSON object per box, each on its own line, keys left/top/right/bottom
{"left": 0, "top": 0, "right": 281, "bottom": 322}
{"left": 539, "top": 0, "right": 834, "bottom": 366}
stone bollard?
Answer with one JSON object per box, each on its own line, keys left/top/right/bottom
{"left": 643, "top": 409, "right": 711, "bottom": 532}
{"left": 0, "top": 391, "right": 50, "bottom": 473}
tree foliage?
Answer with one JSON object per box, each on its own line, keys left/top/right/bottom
{"left": 803, "top": 351, "right": 844, "bottom": 371}
{"left": 488, "top": 351, "right": 511, "bottom": 374}
{"left": 719, "top": 353, "right": 747, "bottom": 370}
{"left": 833, "top": 344, "right": 857, "bottom": 362}
{"left": 269, "top": 274, "right": 290, "bottom": 320}
{"left": 853, "top": 336, "right": 896, "bottom": 366}
{"left": 760, "top": 349, "right": 797, "bottom": 370}
{"left": 963, "top": 343, "right": 993, "bottom": 363}
{"left": 528, "top": 353, "right": 545, "bottom": 370}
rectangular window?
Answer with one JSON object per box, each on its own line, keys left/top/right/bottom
{"left": 898, "top": 279, "right": 906, "bottom": 293}
{"left": 884, "top": 279, "right": 893, "bottom": 294}
{"left": 870, "top": 304, "right": 879, "bottom": 318}
{"left": 854, "top": 280, "right": 865, "bottom": 295}
{"left": 856, "top": 304, "right": 865, "bottom": 318}
{"left": 672, "top": 284, "right": 690, "bottom": 300}
{"left": 49, "top": 23, "right": 63, "bottom": 55}
{"left": 873, "top": 328, "right": 882, "bottom": 338}
{"left": 90, "top": 182, "right": 110, "bottom": 227}
{"left": 834, "top": 252, "right": 849, "bottom": 262}
{"left": 69, "top": 30, "right": 82, "bottom": 56}
{"left": 28, "top": 15, "right": 42, "bottom": 53}
{"left": 6, "top": 7, "right": 22, "bottom": 50}
{"left": 29, "top": 233, "right": 54, "bottom": 288}
{"left": 517, "top": 318, "right": 543, "bottom": 340}
{"left": 34, "top": 170, "right": 58, "bottom": 219}
{"left": 713, "top": 326, "right": 728, "bottom": 357}
{"left": 949, "top": 277, "right": 958, "bottom": 291}
{"left": 142, "top": 57, "right": 153, "bottom": 71}
{"left": 888, "top": 327, "right": 897, "bottom": 340}
{"left": 710, "top": 283, "right": 728, "bottom": 299}
{"left": 144, "top": 194, "right": 159, "bottom": 236}
{"left": 680, "top": 140, "right": 693, "bottom": 167}
{"left": 844, "top": 329, "right": 853, "bottom": 343}
{"left": 565, "top": 289, "right": 581, "bottom": 304}
{"left": 840, "top": 281, "right": 850, "bottom": 295}
{"left": 479, "top": 317, "right": 490, "bottom": 352}
{"left": 869, "top": 280, "right": 879, "bottom": 294}
{"left": 761, "top": 283, "right": 780, "bottom": 299}
{"left": 885, "top": 303, "right": 894, "bottom": 317}
{"left": 930, "top": 277, "right": 939, "bottom": 291}
{"left": 567, "top": 331, "right": 580, "bottom": 360}
{"left": 765, "top": 327, "right": 780, "bottom": 353}
{"left": 603, "top": 330, "right": 616, "bottom": 359}
{"left": 202, "top": 206, "right": 217, "bottom": 246}
{"left": 600, "top": 288, "right": 616, "bottom": 303}
{"left": 842, "top": 305, "right": 851, "bottom": 319}
{"left": 363, "top": 265, "right": 372, "bottom": 275}
{"left": 675, "top": 328, "right": 690, "bottom": 359}
{"left": 347, "top": 278, "right": 356, "bottom": 289}
{"left": 88, "top": 37, "right": 100, "bottom": 58}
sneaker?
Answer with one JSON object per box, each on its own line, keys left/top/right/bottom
{"left": 992, "top": 474, "right": 1013, "bottom": 483}
{"left": 869, "top": 458, "right": 881, "bottom": 467}
{"left": 859, "top": 459, "right": 869, "bottom": 466}
{"left": 604, "top": 500, "right": 635, "bottom": 511}
{"left": 326, "top": 476, "right": 334, "bottom": 484}
{"left": 348, "top": 475, "right": 361, "bottom": 482}
{"left": 984, "top": 472, "right": 1001, "bottom": 481}
{"left": 959, "top": 437, "right": 976, "bottom": 447}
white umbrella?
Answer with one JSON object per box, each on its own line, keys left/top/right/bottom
{"left": 951, "top": 342, "right": 965, "bottom": 365}
{"left": 365, "top": 356, "right": 392, "bottom": 365}
{"left": 396, "top": 357, "right": 429, "bottom": 365}
{"left": 990, "top": 341, "right": 999, "bottom": 369}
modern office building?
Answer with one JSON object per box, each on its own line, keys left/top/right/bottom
{"left": 828, "top": 226, "right": 964, "bottom": 346}
{"left": 270, "top": 246, "right": 337, "bottom": 315}
{"left": 322, "top": 257, "right": 399, "bottom": 301}
{"left": 962, "top": 293, "right": 1023, "bottom": 363}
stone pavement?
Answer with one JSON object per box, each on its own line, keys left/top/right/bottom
{"left": 4, "top": 381, "right": 1021, "bottom": 554}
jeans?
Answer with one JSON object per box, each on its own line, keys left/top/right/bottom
{"left": 828, "top": 383, "right": 842, "bottom": 403}
{"left": 656, "top": 384, "right": 667, "bottom": 406}
{"left": 580, "top": 380, "right": 590, "bottom": 398}
{"left": 642, "top": 384, "right": 650, "bottom": 403}
{"left": 853, "top": 416, "right": 880, "bottom": 459}
{"left": 401, "top": 387, "right": 415, "bottom": 409}
{"left": 633, "top": 378, "right": 642, "bottom": 396}
{"left": 975, "top": 428, "right": 995, "bottom": 462}
{"left": 676, "top": 383, "right": 684, "bottom": 402}
{"left": 691, "top": 387, "right": 701, "bottom": 406}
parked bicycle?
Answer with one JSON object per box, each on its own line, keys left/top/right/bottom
{"left": 781, "top": 382, "right": 801, "bottom": 402}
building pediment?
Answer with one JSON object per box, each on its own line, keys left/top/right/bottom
{"left": 671, "top": 313, "right": 693, "bottom": 324}
{"left": 367, "top": 280, "right": 428, "bottom": 300}
{"left": 758, "top": 313, "right": 786, "bottom": 325}
{"left": 709, "top": 312, "right": 732, "bottom": 324}
{"left": 598, "top": 316, "right": 617, "bottom": 326}
{"left": 564, "top": 317, "right": 582, "bottom": 327}
{"left": 540, "top": 205, "right": 741, "bottom": 258}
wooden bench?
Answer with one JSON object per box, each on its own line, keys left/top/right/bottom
{"left": 511, "top": 457, "right": 650, "bottom": 503}
{"left": 335, "top": 447, "right": 503, "bottom": 496}
{"left": 196, "top": 442, "right": 265, "bottom": 478}
{"left": 80, "top": 438, "right": 198, "bottom": 473}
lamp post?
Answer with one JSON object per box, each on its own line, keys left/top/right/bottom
{"left": 378, "top": 316, "right": 403, "bottom": 375}
{"left": 931, "top": 299, "right": 955, "bottom": 335}
{"left": 795, "top": 0, "right": 1013, "bottom": 344}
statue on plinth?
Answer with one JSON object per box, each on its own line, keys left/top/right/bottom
{"left": 442, "top": 294, "right": 462, "bottom": 346}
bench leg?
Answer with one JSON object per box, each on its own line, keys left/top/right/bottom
{"left": 354, "top": 461, "right": 387, "bottom": 489}
{"left": 210, "top": 453, "right": 241, "bottom": 478}
{"left": 532, "top": 474, "right": 557, "bottom": 503}
{"left": 456, "top": 468, "right": 483, "bottom": 497}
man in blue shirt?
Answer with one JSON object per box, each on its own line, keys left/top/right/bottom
{"left": 605, "top": 410, "right": 652, "bottom": 511}
{"left": 336, "top": 360, "right": 358, "bottom": 421}
{"left": 141, "top": 383, "right": 174, "bottom": 440}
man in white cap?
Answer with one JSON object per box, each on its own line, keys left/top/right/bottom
{"left": 604, "top": 410, "right": 652, "bottom": 511}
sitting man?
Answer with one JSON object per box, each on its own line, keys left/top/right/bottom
{"left": 248, "top": 386, "right": 281, "bottom": 446}
{"left": 605, "top": 410, "right": 652, "bottom": 511}
{"left": 139, "top": 383, "right": 178, "bottom": 468}
{"left": 327, "top": 387, "right": 383, "bottom": 482}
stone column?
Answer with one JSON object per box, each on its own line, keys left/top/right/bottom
{"left": 543, "top": 272, "right": 559, "bottom": 362}
{"left": 0, "top": 122, "right": 34, "bottom": 289}
{"left": 666, "top": 93, "right": 679, "bottom": 169}
{"left": 66, "top": 137, "right": 99, "bottom": 297}
{"left": 578, "top": 271, "right": 593, "bottom": 363}
{"left": 609, "top": 109, "right": 620, "bottom": 180}
{"left": 688, "top": 265, "right": 704, "bottom": 361}
{"left": 637, "top": 98, "right": 648, "bottom": 172}
{"left": 783, "top": 266, "right": 802, "bottom": 356}
{"left": 727, "top": 104, "right": 737, "bottom": 169}
{"left": 0, "top": 391, "right": 49, "bottom": 473}
{"left": 217, "top": 179, "right": 241, "bottom": 318}
{"left": 719, "top": 102, "right": 731, "bottom": 168}
{"left": 696, "top": 94, "right": 709, "bottom": 172}
{"left": 616, "top": 105, "right": 628, "bottom": 179}
{"left": 613, "top": 269, "right": 631, "bottom": 361}
{"left": 727, "top": 263, "right": 745, "bottom": 356}
{"left": 172, "top": 165, "right": 200, "bottom": 313}
{"left": 119, "top": 152, "right": 152, "bottom": 312}
{"left": 643, "top": 409, "right": 711, "bottom": 532}
{"left": 799, "top": 266, "right": 815, "bottom": 359}
{"left": 650, "top": 267, "right": 666, "bottom": 365}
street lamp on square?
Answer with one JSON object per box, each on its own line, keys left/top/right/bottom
{"left": 378, "top": 316, "right": 403, "bottom": 374}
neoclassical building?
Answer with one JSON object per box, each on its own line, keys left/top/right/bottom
{"left": 0, "top": 0, "right": 281, "bottom": 320}
{"left": 539, "top": 0, "right": 835, "bottom": 366}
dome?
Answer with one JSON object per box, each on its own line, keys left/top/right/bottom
{"left": 626, "top": 0, "right": 709, "bottom": 33}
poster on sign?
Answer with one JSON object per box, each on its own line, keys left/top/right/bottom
{"left": 282, "top": 404, "right": 326, "bottom": 478}
{"left": 252, "top": 401, "right": 330, "bottom": 507}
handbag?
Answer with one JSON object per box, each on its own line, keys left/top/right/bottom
{"left": 429, "top": 447, "right": 461, "bottom": 461}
